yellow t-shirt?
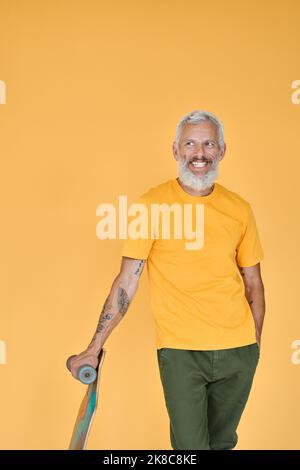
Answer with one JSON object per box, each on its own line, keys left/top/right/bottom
{"left": 121, "top": 178, "right": 264, "bottom": 350}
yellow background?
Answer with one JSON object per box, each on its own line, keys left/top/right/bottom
{"left": 0, "top": 0, "right": 299, "bottom": 450}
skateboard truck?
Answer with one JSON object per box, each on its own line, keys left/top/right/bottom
{"left": 66, "top": 355, "right": 97, "bottom": 385}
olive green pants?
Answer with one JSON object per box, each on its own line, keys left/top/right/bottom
{"left": 157, "top": 343, "right": 260, "bottom": 450}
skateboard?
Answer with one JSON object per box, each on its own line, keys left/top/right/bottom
{"left": 67, "top": 348, "right": 106, "bottom": 450}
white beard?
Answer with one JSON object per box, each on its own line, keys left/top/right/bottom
{"left": 178, "top": 158, "right": 219, "bottom": 192}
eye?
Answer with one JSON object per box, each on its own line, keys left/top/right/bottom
{"left": 186, "top": 141, "right": 194, "bottom": 146}
{"left": 206, "top": 141, "right": 214, "bottom": 147}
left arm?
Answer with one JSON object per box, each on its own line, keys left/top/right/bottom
{"left": 238, "top": 263, "right": 265, "bottom": 347}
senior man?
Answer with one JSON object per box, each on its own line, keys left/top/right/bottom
{"left": 69, "top": 110, "right": 265, "bottom": 450}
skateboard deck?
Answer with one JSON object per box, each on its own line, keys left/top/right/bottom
{"left": 69, "top": 348, "right": 106, "bottom": 450}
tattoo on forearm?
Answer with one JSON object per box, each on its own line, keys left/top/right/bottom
{"left": 118, "top": 287, "right": 130, "bottom": 315}
{"left": 91, "top": 287, "right": 130, "bottom": 344}
{"left": 134, "top": 260, "right": 145, "bottom": 276}
{"left": 95, "top": 297, "right": 113, "bottom": 333}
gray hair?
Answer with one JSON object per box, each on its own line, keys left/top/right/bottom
{"left": 175, "top": 109, "right": 225, "bottom": 151}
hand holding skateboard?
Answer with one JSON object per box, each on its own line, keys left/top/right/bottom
{"left": 66, "top": 350, "right": 100, "bottom": 384}
{"left": 67, "top": 348, "right": 106, "bottom": 449}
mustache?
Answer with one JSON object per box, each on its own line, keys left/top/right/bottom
{"left": 189, "top": 157, "right": 213, "bottom": 163}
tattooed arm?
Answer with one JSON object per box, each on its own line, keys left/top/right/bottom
{"left": 69, "top": 257, "right": 146, "bottom": 378}
{"left": 238, "top": 262, "right": 265, "bottom": 347}
{"left": 87, "top": 257, "right": 146, "bottom": 355}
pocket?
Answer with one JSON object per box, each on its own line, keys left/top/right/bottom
{"left": 157, "top": 348, "right": 167, "bottom": 361}
{"left": 157, "top": 348, "right": 169, "bottom": 380}
{"left": 255, "top": 342, "right": 260, "bottom": 361}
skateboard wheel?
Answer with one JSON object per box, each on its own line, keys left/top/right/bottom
{"left": 78, "top": 365, "right": 97, "bottom": 384}
{"left": 66, "top": 355, "right": 77, "bottom": 371}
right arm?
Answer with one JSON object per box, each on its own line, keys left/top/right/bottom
{"left": 69, "top": 257, "right": 146, "bottom": 378}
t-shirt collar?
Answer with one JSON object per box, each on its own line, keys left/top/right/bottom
{"left": 172, "top": 177, "right": 219, "bottom": 202}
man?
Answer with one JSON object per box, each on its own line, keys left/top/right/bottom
{"left": 69, "top": 110, "right": 265, "bottom": 450}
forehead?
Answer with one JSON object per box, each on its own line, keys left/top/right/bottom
{"left": 180, "top": 120, "right": 218, "bottom": 141}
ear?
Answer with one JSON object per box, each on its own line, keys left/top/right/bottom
{"left": 173, "top": 141, "right": 179, "bottom": 161}
{"left": 218, "top": 142, "right": 226, "bottom": 161}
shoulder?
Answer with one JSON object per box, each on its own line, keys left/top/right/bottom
{"left": 138, "top": 179, "right": 173, "bottom": 202}
{"left": 217, "top": 182, "right": 251, "bottom": 210}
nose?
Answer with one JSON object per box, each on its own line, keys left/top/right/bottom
{"left": 192, "top": 143, "right": 205, "bottom": 159}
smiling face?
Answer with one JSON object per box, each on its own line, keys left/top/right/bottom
{"left": 173, "top": 120, "right": 226, "bottom": 193}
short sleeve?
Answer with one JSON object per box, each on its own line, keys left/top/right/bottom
{"left": 236, "top": 202, "right": 264, "bottom": 267}
{"left": 120, "top": 194, "right": 155, "bottom": 260}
